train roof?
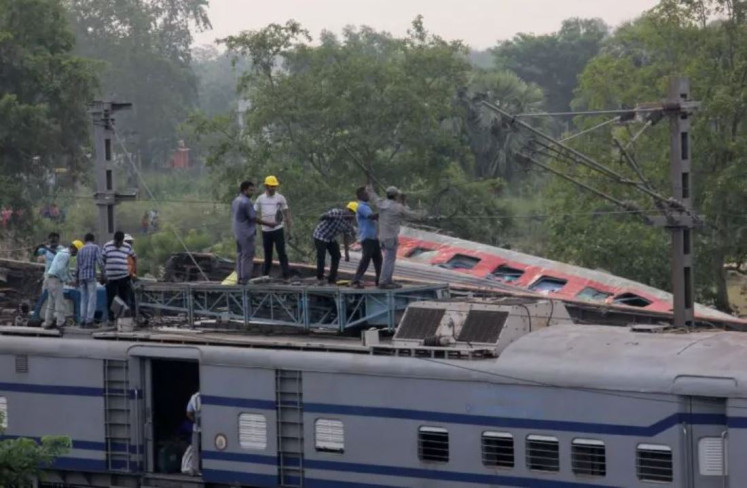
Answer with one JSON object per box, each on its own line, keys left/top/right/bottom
{"left": 497, "top": 325, "right": 747, "bottom": 398}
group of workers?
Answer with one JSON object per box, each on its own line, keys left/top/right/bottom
{"left": 35, "top": 230, "right": 137, "bottom": 329}
{"left": 232, "top": 176, "right": 424, "bottom": 288}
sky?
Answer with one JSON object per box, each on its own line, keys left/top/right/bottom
{"left": 194, "top": 0, "right": 661, "bottom": 50}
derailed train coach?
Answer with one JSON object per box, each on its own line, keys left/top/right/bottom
{"left": 0, "top": 322, "right": 745, "bottom": 488}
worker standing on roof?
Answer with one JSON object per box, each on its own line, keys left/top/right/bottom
{"left": 102, "top": 231, "right": 137, "bottom": 320}
{"left": 34, "top": 232, "right": 63, "bottom": 319}
{"left": 351, "top": 186, "right": 382, "bottom": 289}
{"left": 75, "top": 233, "right": 102, "bottom": 328}
{"left": 367, "top": 184, "right": 424, "bottom": 289}
{"left": 254, "top": 176, "right": 292, "bottom": 280}
{"left": 232, "top": 180, "right": 276, "bottom": 284}
{"left": 312, "top": 202, "right": 357, "bottom": 285}
{"left": 42, "top": 240, "right": 82, "bottom": 329}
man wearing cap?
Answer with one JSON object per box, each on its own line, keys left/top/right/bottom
{"left": 254, "top": 175, "right": 292, "bottom": 279}
{"left": 232, "top": 180, "right": 276, "bottom": 284}
{"left": 75, "top": 233, "right": 103, "bottom": 327}
{"left": 367, "top": 184, "right": 425, "bottom": 289}
{"left": 42, "top": 240, "right": 82, "bottom": 328}
{"left": 312, "top": 203, "right": 357, "bottom": 285}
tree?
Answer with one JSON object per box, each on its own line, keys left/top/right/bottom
{"left": 0, "top": 0, "right": 97, "bottom": 228}
{"left": 545, "top": 0, "right": 747, "bottom": 311}
{"left": 0, "top": 411, "right": 71, "bottom": 486}
{"left": 492, "top": 18, "right": 609, "bottom": 115}
{"left": 193, "top": 18, "right": 517, "bottom": 249}
{"left": 64, "top": 0, "right": 210, "bottom": 168}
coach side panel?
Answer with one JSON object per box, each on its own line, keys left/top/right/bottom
{"left": 301, "top": 372, "right": 684, "bottom": 488}
{"left": 0, "top": 352, "right": 107, "bottom": 472}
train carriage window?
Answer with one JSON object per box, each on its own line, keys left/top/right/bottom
{"left": 698, "top": 437, "right": 726, "bottom": 476}
{"left": 614, "top": 293, "right": 653, "bottom": 308}
{"left": 0, "top": 396, "right": 6, "bottom": 429}
{"left": 637, "top": 444, "right": 673, "bottom": 483}
{"left": 238, "top": 413, "right": 267, "bottom": 450}
{"left": 438, "top": 254, "right": 481, "bottom": 270}
{"left": 418, "top": 426, "right": 449, "bottom": 463}
{"left": 315, "top": 419, "right": 344, "bottom": 453}
{"left": 490, "top": 265, "right": 524, "bottom": 282}
{"left": 576, "top": 287, "right": 612, "bottom": 302}
{"left": 482, "top": 431, "right": 514, "bottom": 468}
{"left": 572, "top": 438, "right": 606, "bottom": 477}
{"left": 526, "top": 435, "right": 559, "bottom": 472}
{"left": 528, "top": 277, "right": 567, "bottom": 294}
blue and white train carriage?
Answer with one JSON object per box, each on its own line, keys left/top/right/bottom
{"left": 0, "top": 304, "right": 743, "bottom": 487}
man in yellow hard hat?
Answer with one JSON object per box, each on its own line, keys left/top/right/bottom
{"left": 42, "top": 240, "right": 81, "bottom": 329}
{"left": 254, "top": 175, "right": 292, "bottom": 279}
{"left": 312, "top": 202, "right": 357, "bottom": 285}
{"left": 75, "top": 233, "right": 103, "bottom": 327}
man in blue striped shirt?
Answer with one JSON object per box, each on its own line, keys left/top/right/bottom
{"left": 102, "top": 231, "right": 137, "bottom": 319}
{"left": 75, "top": 233, "right": 102, "bottom": 327}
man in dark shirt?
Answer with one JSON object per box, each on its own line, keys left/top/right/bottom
{"left": 312, "top": 203, "right": 357, "bottom": 285}
{"left": 231, "top": 180, "right": 276, "bottom": 284}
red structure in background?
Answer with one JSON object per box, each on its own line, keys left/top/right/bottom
{"left": 169, "top": 140, "right": 190, "bottom": 169}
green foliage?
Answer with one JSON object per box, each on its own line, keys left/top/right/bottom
{"left": 545, "top": 0, "right": 747, "bottom": 311}
{"left": 0, "top": 0, "right": 97, "bottom": 226}
{"left": 493, "top": 18, "right": 609, "bottom": 115}
{"left": 192, "top": 18, "right": 523, "bottom": 252}
{"left": 64, "top": 0, "right": 211, "bottom": 167}
{"left": 0, "top": 410, "right": 71, "bottom": 487}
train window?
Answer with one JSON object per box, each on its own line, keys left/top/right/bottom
{"left": 438, "top": 254, "right": 481, "bottom": 270}
{"left": 576, "top": 287, "right": 612, "bottom": 302}
{"left": 407, "top": 247, "right": 437, "bottom": 261}
{"left": 482, "top": 431, "right": 514, "bottom": 468}
{"left": 528, "top": 276, "right": 567, "bottom": 294}
{"left": 238, "top": 413, "right": 267, "bottom": 450}
{"left": 0, "top": 396, "right": 6, "bottom": 429}
{"left": 637, "top": 444, "right": 673, "bottom": 482}
{"left": 572, "top": 438, "right": 606, "bottom": 477}
{"left": 490, "top": 265, "right": 524, "bottom": 282}
{"left": 526, "top": 435, "right": 559, "bottom": 472}
{"left": 418, "top": 426, "right": 449, "bottom": 463}
{"left": 613, "top": 293, "right": 652, "bottom": 307}
{"left": 315, "top": 419, "right": 344, "bottom": 453}
{"left": 698, "top": 437, "right": 726, "bottom": 476}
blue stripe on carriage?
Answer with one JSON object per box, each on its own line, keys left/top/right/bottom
{"left": 0, "top": 381, "right": 103, "bottom": 396}
{"left": 303, "top": 403, "right": 729, "bottom": 436}
{"left": 201, "top": 394, "right": 276, "bottom": 410}
{"left": 201, "top": 468, "right": 277, "bottom": 487}
{"left": 200, "top": 451, "right": 620, "bottom": 488}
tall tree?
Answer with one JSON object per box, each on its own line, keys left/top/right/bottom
{"left": 493, "top": 18, "right": 609, "bottom": 115}
{"left": 0, "top": 0, "right": 97, "bottom": 226}
{"left": 65, "top": 0, "right": 210, "bottom": 168}
{"left": 545, "top": 0, "right": 747, "bottom": 311}
{"left": 191, "top": 18, "right": 516, "bottom": 249}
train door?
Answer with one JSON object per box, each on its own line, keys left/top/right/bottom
{"left": 686, "top": 397, "right": 727, "bottom": 488}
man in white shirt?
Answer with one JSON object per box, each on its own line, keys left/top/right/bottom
{"left": 185, "top": 392, "right": 201, "bottom": 475}
{"left": 254, "top": 175, "right": 292, "bottom": 279}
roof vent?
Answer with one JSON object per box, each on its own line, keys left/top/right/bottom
{"left": 394, "top": 300, "right": 573, "bottom": 354}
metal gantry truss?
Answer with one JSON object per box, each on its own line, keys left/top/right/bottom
{"left": 136, "top": 282, "right": 449, "bottom": 331}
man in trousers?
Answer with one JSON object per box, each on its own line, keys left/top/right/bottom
{"left": 232, "top": 180, "right": 276, "bottom": 284}
{"left": 312, "top": 202, "right": 357, "bottom": 285}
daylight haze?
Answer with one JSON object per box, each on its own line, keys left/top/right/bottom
{"left": 195, "top": 0, "right": 660, "bottom": 48}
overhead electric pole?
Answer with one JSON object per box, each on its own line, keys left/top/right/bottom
{"left": 652, "top": 77, "right": 699, "bottom": 328}
{"left": 90, "top": 101, "right": 136, "bottom": 243}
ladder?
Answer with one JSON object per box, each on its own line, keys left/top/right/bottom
{"left": 104, "top": 359, "right": 132, "bottom": 472}
{"left": 276, "top": 369, "right": 304, "bottom": 487}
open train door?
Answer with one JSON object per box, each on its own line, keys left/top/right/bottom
{"left": 685, "top": 397, "right": 728, "bottom": 488}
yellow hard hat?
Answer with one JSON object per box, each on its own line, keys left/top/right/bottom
{"left": 72, "top": 240, "right": 84, "bottom": 250}
{"left": 346, "top": 201, "right": 358, "bottom": 213}
{"left": 264, "top": 175, "right": 279, "bottom": 187}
